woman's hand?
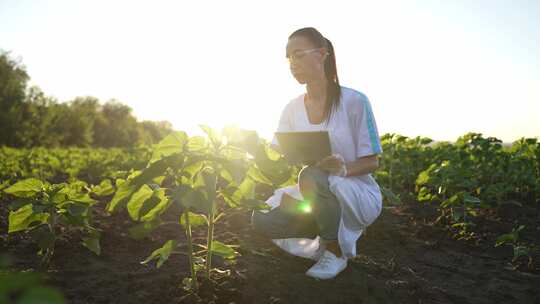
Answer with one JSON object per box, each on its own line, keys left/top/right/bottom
{"left": 315, "top": 154, "right": 347, "bottom": 176}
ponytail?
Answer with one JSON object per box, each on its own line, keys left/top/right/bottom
{"left": 323, "top": 38, "right": 341, "bottom": 126}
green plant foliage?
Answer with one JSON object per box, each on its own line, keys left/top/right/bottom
{"left": 180, "top": 212, "right": 207, "bottom": 228}
{"left": 91, "top": 179, "right": 115, "bottom": 196}
{"left": 4, "top": 178, "right": 44, "bottom": 198}
{"left": 141, "top": 240, "right": 178, "bottom": 268}
{"left": 127, "top": 185, "right": 154, "bottom": 220}
{"left": 3, "top": 178, "right": 101, "bottom": 265}
{"left": 101, "top": 125, "right": 291, "bottom": 288}
{"left": 8, "top": 204, "right": 49, "bottom": 233}
{"left": 210, "top": 240, "right": 238, "bottom": 260}
{"left": 149, "top": 131, "right": 188, "bottom": 164}
{"left": 2, "top": 127, "right": 538, "bottom": 283}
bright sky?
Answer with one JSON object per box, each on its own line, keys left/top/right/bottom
{"left": 1, "top": 0, "right": 539, "bottom": 143}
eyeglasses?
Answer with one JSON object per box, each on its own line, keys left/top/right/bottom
{"left": 286, "top": 48, "right": 322, "bottom": 63}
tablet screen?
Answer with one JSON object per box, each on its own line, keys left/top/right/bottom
{"left": 275, "top": 131, "right": 331, "bottom": 164}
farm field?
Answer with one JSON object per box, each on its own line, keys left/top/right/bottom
{"left": 1, "top": 129, "right": 539, "bottom": 304}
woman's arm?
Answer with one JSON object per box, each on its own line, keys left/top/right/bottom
{"left": 316, "top": 154, "right": 379, "bottom": 176}
{"left": 344, "top": 154, "right": 379, "bottom": 177}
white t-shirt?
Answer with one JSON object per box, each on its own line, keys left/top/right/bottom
{"left": 267, "top": 86, "right": 383, "bottom": 258}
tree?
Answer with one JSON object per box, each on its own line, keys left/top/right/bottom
{"left": 138, "top": 120, "right": 173, "bottom": 145}
{"left": 55, "top": 97, "right": 100, "bottom": 147}
{"left": 94, "top": 100, "right": 139, "bottom": 147}
{"left": 16, "top": 86, "right": 64, "bottom": 147}
{"left": 0, "top": 50, "right": 29, "bottom": 146}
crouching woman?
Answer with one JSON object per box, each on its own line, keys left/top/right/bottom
{"left": 251, "top": 27, "right": 383, "bottom": 280}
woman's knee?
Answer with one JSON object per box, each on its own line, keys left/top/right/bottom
{"left": 298, "top": 166, "right": 329, "bottom": 195}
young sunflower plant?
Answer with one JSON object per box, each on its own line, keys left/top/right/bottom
{"left": 105, "top": 125, "right": 294, "bottom": 291}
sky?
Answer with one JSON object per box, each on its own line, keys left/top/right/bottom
{"left": 1, "top": 0, "right": 539, "bottom": 143}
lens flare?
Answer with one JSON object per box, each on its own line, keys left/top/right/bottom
{"left": 297, "top": 200, "right": 312, "bottom": 213}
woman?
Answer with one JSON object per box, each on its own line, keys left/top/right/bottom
{"left": 251, "top": 27, "right": 383, "bottom": 280}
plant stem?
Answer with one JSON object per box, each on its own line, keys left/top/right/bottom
{"left": 43, "top": 206, "right": 57, "bottom": 267}
{"left": 206, "top": 206, "right": 215, "bottom": 279}
{"left": 184, "top": 211, "right": 198, "bottom": 291}
{"left": 206, "top": 173, "right": 217, "bottom": 279}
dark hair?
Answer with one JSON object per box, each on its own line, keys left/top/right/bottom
{"left": 289, "top": 27, "right": 341, "bottom": 125}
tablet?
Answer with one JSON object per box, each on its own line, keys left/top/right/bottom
{"left": 274, "top": 131, "right": 332, "bottom": 164}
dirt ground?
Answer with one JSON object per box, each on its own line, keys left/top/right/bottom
{"left": 1, "top": 200, "right": 540, "bottom": 304}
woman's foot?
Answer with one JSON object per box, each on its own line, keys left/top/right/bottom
{"left": 324, "top": 240, "right": 342, "bottom": 257}
{"left": 306, "top": 250, "right": 347, "bottom": 279}
{"left": 308, "top": 242, "right": 326, "bottom": 261}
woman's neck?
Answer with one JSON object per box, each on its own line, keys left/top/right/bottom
{"left": 306, "top": 80, "right": 327, "bottom": 106}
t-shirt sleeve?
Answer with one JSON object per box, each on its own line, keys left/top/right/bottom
{"left": 271, "top": 104, "right": 293, "bottom": 147}
{"left": 354, "top": 94, "right": 383, "bottom": 158}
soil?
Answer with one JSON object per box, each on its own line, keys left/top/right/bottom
{"left": 1, "top": 199, "right": 540, "bottom": 304}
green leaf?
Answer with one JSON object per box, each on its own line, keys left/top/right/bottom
{"left": 247, "top": 166, "right": 272, "bottom": 185}
{"left": 200, "top": 124, "right": 222, "bottom": 149}
{"left": 82, "top": 232, "right": 101, "bottom": 255}
{"left": 220, "top": 145, "right": 248, "bottom": 161}
{"left": 223, "top": 128, "right": 260, "bottom": 155}
{"left": 69, "top": 193, "right": 98, "bottom": 205}
{"left": 127, "top": 185, "right": 154, "bottom": 220}
{"left": 210, "top": 240, "right": 238, "bottom": 260}
{"left": 463, "top": 193, "right": 481, "bottom": 205}
{"left": 150, "top": 131, "right": 188, "bottom": 164}
{"left": 221, "top": 125, "right": 247, "bottom": 144}
{"left": 417, "top": 186, "right": 433, "bottom": 202}
{"left": 141, "top": 240, "right": 178, "bottom": 268}
{"left": 441, "top": 194, "right": 460, "bottom": 208}
{"left": 175, "top": 187, "right": 212, "bottom": 214}
{"left": 67, "top": 203, "right": 88, "bottom": 216}
{"left": 107, "top": 179, "right": 137, "bottom": 213}
{"left": 234, "top": 177, "right": 256, "bottom": 201}
{"left": 140, "top": 189, "right": 171, "bottom": 222}
{"left": 254, "top": 158, "right": 291, "bottom": 186}
{"left": 187, "top": 136, "right": 209, "bottom": 152}
{"left": 91, "top": 179, "right": 115, "bottom": 196}
{"left": 190, "top": 169, "right": 218, "bottom": 214}
{"left": 223, "top": 177, "right": 257, "bottom": 209}
{"left": 130, "top": 157, "right": 172, "bottom": 188}
{"left": 495, "top": 233, "right": 516, "bottom": 247}
{"left": 220, "top": 169, "right": 234, "bottom": 185}
{"left": 128, "top": 219, "right": 163, "bottom": 240}
{"left": 4, "top": 178, "right": 44, "bottom": 198}
{"left": 180, "top": 212, "right": 207, "bottom": 228}
{"left": 266, "top": 144, "right": 282, "bottom": 161}
{"left": 182, "top": 158, "right": 205, "bottom": 180}
{"left": 0, "top": 179, "right": 11, "bottom": 191}
{"left": 415, "top": 170, "right": 431, "bottom": 186}
{"left": 8, "top": 204, "right": 49, "bottom": 233}
{"left": 201, "top": 169, "right": 217, "bottom": 202}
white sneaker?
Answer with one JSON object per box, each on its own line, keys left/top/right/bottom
{"left": 305, "top": 250, "right": 348, "bottom": 279}
{"left": 307, "top": 242, "right": 326, "bottom": 261}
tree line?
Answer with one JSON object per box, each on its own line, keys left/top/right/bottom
{"left": 0, "top": 50, "right": 173, "bottom": 148}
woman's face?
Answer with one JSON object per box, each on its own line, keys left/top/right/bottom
{"left": 286, "top": 36, "right": 327, "bottom": 84}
